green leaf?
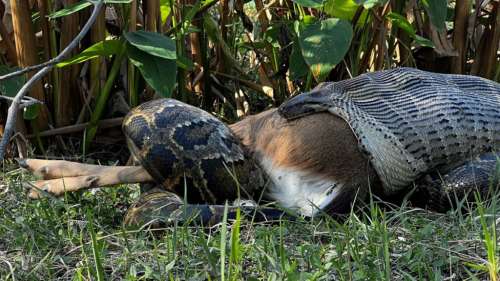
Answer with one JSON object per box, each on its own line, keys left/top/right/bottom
{"left": 421, "top": 0, "right": 447, "bottom": 30}
{"left": 324, "top": 0, "right": 359, "bottom": 20}
{"left": 386, "top": 13, "right": 434, "bottom": 48}
{"left": 414, "top": 35, "right": 435, "bottom": 48}
{"left": 124, "top": 30, "right": 176, "bottom": 59}
{"left": 48, "top": 1, "right": 92, "bottom": 19}
{"left": 49, "top": 0, "right": 133, "bottom": 19}
{"left": 386, "top": 12, "right": 415, "bottom": 37}
{"left": 0, "top": 65, "right": 25, "bottom": 97}
{"left": 298, "top": 18, "right": 353, "bottom": 81}
{"left": 289, "top": 42, "right": 309, "bottom": 80}
{"left": 96, "top": 0, "right": 133, "bottom": 3}
{"left": 57, "top": 39, "right": 122, "bottom": 67}
{"left": 236, "top": 41, "right": 268, "bottom": 50}
{"left": 126, "top": 45, "right": 176, "bottom": 97}
{"left": 176, "top": 55, "right": 194, "bottom": 70}
{"left": 23, "top": 103, "right": 40, "bottom": 120}
{"left": 292, "top": 0, "right": 324, "bottom": 8}
{"left": 160, "top": 0, "right": 172, "bottom": 24}
{"left": 357, "top": 0, "right": 388, "bottom": 9}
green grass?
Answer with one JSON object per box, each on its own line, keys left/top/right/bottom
{"left": 1, "top": 167, "right": 499, "bottom": 280}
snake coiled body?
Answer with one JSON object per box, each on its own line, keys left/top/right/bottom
{"left": 123, "top": 99, "right": 265, "bottom": 205}
{"left": 121, "top": 68, "right": 500, "bottom": 226}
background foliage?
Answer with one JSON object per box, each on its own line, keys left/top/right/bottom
{"left": 0, "top": 0, "right": 498, "bottom": 158}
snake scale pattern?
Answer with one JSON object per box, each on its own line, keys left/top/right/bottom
{"left": 279, "top": 68, "right": 500, "bottom": 194}
{"left": 121, "top": 68, "right": 500, "bottom": 226}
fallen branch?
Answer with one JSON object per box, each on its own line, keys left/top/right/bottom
{"left": 27, "top": 117, "right": 123, "bottom": 138}
{"left": 0, "top": 0, "right": 105, "bottom": 161}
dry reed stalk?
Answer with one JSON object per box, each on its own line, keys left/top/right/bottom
{"left": 57, "top": 0, "right": 82, "bottom": 127}
{"left": 90, "top": 8, "right": 106, "bottom": 97}
{"left": 10, "top": 0, "right": 49, "bottom": 129}
{"left": 451, "top": 0, "right": 470, "bottom": 74}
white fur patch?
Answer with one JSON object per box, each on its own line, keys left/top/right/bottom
{"left": 259, "top": 157, "right": 342, "bottom": 216}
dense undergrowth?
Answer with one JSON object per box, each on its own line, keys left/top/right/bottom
{"left": 1, "top": 166, "right": 499, "bottom": 280}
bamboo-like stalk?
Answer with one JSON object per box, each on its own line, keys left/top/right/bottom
{"left": 171, "top": 0, "right": 187, "bottom": 101}
{"left": 57, "top": 0, "right": 81, "bottom": 127}
{"left": 144, "top": 0, "right": 159, "bottom": 99}
{"left": 0, "top": 1, "right": 16, "bottom": 63}
{"left": 90, "top": 8, "right": 106, "bottom": 100}
{"left": 188, "top": 0, "right": 204, "bottom": 98}
{"left": 451, "top": 0, "right": 470, "bottom": 74}
{"left": 145, "top": 0, "right": 159, "bottom": 32}
{"left": 374, "top": 4, "right": 391, "bottom": 70}
{"left": 10, "top": 0, "right": 49, "bottom": 129}
{"left": 46, "top": 0, "right": 61, "bottom": 123}
{"left": 475, "top": 1, "right": 500, "bottom": 79}
{"left": 128, "top": 0, "right": 138, "bottom": 107}
{"left": 37, "top": 0, "right": 51, "bottom": 63}
{"left": 200, "top": 20, "right": 212, "bottom": 110}
{"left": 0, "top": 21, "right": 16, "bottom": 64}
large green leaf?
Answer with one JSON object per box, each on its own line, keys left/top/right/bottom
{"left": 57, "top": 39, "right": 123, "bottom": 67}
{"left": 289, "top": 42, "right": 309, "bottom": 80}
{"left": 124, "top": 31, "right": 176, "bottom": 60}
{"left": 298, "top": 18, "right": 353, "bottom": 81}
{"left": 292, "top": 0, "right": 324, "bottom": 8}
{"left": 421, "top": 0, "right": 447, "bottom": 30}
{"left": 127, "top": 45, "right": 176, "bottom": 97}
{"left": 0, "top": 65, "right": 25, "bottom": 97}
{"left": 0, "top": 65, "right": 40, "bottom": 120}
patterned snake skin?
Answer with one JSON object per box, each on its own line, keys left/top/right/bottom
{"left": 122, "top": 68, "right": 500, "bottom": 226}
{"left": 122, "top": 99, "right": 288, "bottom": 226}
{"left": 279, "top": 68, "right": 500, "bottom": 195}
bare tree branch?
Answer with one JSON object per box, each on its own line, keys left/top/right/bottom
{"left": 0, "top": 0, "right": 105, "bottom": 161}
{"left": 0, "top": 95, "right": 43, "bottom": 108}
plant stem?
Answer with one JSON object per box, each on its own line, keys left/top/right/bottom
{"left": 83, "top": 44, "right": 126, "bottom": 152}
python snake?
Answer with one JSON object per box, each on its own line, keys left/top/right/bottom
{"left": 121, "top": 68, "right": 500, "bottom": 226}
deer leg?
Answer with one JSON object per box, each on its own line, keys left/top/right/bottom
{"left": 19, "top": 159, "right": 154, "bottom": 198}
{"left": 17, "top": 158, "right": 130, "bottom": 179}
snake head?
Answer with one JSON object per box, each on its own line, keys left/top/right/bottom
{"left": 278, "top": 88, "right": 332, "bottom": 120}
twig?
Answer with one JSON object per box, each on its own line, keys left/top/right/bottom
{"left": 0, "top": 95, "right": 43, "bottom": 108}
{"left": 0, "top": 0, "right": 105, "bottom": 161}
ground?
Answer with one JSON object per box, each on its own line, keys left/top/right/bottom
{"left": 0, "top": 164, "right": 499, "bottom": 280}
